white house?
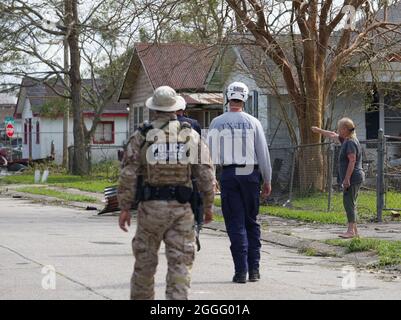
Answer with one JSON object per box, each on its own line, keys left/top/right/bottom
{"left": 14, "top": 78, "right": 129, "bottom": 164}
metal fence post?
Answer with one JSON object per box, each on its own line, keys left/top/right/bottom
{"left": 282, "top": 146, "right": 297, "bottom": 208}
{"left": 287, "top": 147, "right": 297, "bottom": 205}
{"left": 327, "top": 143, "right": 335, "bottom": 212}
{"left": 87, "top": 147, "right": 92, "bottom": 174}
{"left": 376, "top": 129, "right": 385, "bottom": 222}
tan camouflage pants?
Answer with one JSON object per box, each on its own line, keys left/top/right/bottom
{"left": 130, "top": 200, "right": 195, "bottom": 300}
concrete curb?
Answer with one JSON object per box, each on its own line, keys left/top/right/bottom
{"left": 0, "top": 188, "right": 104, "bottom": 213}
{"left": 204, "top": 220, "right": 347, "bottom": 258}
{"left": 0, "top": 185, "right": 382, "bottom": 267}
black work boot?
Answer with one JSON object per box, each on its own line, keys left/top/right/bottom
{"left": 232, "top": 272, "right": 247, "bottom": 283}
{"left": 248, "top": 269, "right": 260, "bottom": 282}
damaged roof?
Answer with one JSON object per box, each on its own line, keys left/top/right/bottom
{"left": 119, "top": 43, "right": 219, "bottom": 101}
{"left": 15, "top": 78, "right": 128, "bottom": 116}
{"left": 181, "top": 92, "right": 223, "bottom": 105}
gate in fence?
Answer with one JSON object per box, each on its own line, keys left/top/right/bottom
{"left": 377, "top": 129, "right": 401, "bottom": 222}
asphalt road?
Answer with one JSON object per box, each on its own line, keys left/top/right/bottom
{"left": 0, "top": 197, "right": 400, "bottom": 300}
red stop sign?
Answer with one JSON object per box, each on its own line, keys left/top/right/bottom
{"left": 6, "top": 123, "right": 14, "bottom": 138}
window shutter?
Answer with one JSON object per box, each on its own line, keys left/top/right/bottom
{"left": 245, "top": 95, "right": 253, "bottom": 115}
{"left": 253, "top": 90, "right": 259, "bottom": 118}
{"left": 24, "top": 122, "right": 27, "bottom": 144}
{"left": 36, "top": 121, "right": 40, "bottom": 144}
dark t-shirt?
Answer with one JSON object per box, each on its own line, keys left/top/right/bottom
{"left": 338, "top": 137, "right": 365, "bottom": 185}
{"left": 177, "top": 115, "right": 202, "bottom": 135}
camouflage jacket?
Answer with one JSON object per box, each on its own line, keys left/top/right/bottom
{"left": 117, "top": 113, "right": 215, "bottom": 212}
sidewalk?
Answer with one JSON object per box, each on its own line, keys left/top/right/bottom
{"left": 2, "top": 183, "right": 401, "bottom": 266}
{"left": 213, "top": 206, "right": 401, "bottom": 240}
{"left": 263, "top": 214, "right": 401, "bottom": 242}
{"left": 210, "top": 207, "right": 401, "bottom": 265}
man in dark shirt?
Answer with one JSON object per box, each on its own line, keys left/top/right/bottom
{"left": 176, "top": 109, "right": 201, "bottom": 135}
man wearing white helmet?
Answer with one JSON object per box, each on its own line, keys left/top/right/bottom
{"left": 207, "top": 81, "right": 272, "bottom": 284}
{"left": 225, "top": 81, "right": 250, "bottom": 102}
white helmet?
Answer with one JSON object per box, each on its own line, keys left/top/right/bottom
{"left": 226, "top": 81, "right": 249, "bottom": 102}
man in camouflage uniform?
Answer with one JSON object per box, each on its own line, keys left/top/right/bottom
{"left": 118, "top": 86, "right": 215, "bottom": 300}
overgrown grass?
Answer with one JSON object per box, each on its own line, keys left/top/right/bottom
{"left": 0, "top": 161, "right": 120, "bottom": 186}
{"left": 290, "top": 191, "right": 397, "bottom": 216}
{"left": 0, "top": 174, "right": 87, "bottom": 185}
{"left": 214, "top": 196, "right": 346, "bottom": 224}
{"left": 260, "top": 206, "right": 347, "bottom": 224}
{"left": 16, "top": 187, "right": 98, "bottom": 203}
{"left": 90, "top": 161, "right": 120, "bottom": 180}
{"left": 213, "top": 191, "right": 399, "bottom": 224}
{"left": 298, "top": 247, "right": 319, "bottom": 256}
{"left": 326, "top": 238, "right": 401, "bottom": 266}
{"left": 212, "top": 214, "right": 224, "bottom": 223}
{"left": 0, "top": 172, "right": 113, "bottom": 193}
{"left": 55, "top": 181, "right": 113, "bottom": 193}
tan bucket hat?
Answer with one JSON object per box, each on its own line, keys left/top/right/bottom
{"left": 145, "top": 86, "right": 186, "bottom": 112}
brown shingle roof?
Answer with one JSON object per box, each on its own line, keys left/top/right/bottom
{"left": 120, "top": 43, "right": 218, "bottom": 100}
{"left": 135, "top": 43, "right": 217, "bottom": 91}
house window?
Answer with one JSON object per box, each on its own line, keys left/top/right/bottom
{"left": 93, "top": 121, "right": 115, "bottom": 144}
{"left": 24, "top": 122, "right": 27, "bottom": 144}
{"left": 253, "top": 90, "right": 259, "bottom": 118}
{"left": 244, "top": 90, "right": 259, "bottom": 117}
{"left": 365, "top": 88, "right": 380, "bottom": 140}
{"left": 36, "top": 121, "right": 40, "bottom": 144}
{"left": 245, "top": 95, "right": 253, "bottom": 115}
{"left": 133, "top": 106, "right": 144, "bottom": 130}
{"left": 139, "top": 106, "right": 143, "bottom": 123}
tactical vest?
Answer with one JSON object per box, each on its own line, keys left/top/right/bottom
{"left": 139, "top": 120, "right": 193, "bottom": 189}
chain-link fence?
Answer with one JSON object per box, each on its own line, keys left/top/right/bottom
{"left": 0, "top": 130, "right": 127, "bottom": 168}
{"left": 377, "top": 130, "right": 401, "bottom": 221}
{"left": 268, "top": 133, "right": 400, "bottom": 222}
{"left": 269, "top": 143, "right": 334, "bottom": 207}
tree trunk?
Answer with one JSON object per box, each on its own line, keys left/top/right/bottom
{"left": 66, "top": 0, "right": 89, "bottom": 175}
{"left": 294, "top": 90, "right": 325, "bottom": 192}
{"left": 62, "top": 36, "right": 69, "bottom": 169}
{"left": 297, "top": 119, "right": 325, "bottom": 193}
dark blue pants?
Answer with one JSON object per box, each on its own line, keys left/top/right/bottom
{"left": 220, "top": 167, "right": 261, "bottom": 274}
